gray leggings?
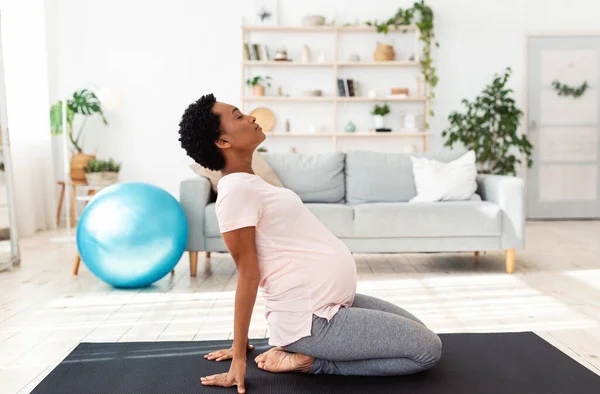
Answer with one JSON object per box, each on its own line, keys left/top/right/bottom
{"left": 282, "top": 294, "right": 442, "bottom": 376}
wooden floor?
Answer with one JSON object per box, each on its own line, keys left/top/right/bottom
{"left": 1, "top": 221, "right": 600, "bottom": 393}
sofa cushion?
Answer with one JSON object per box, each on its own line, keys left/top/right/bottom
{"left": 204, "top": 202, "right": 354, "bottom": 238}
{"left": 345, "top": 150, "right": 467, "bottom": 204}
{"left": 261, "top": 153, "right": 345, "bottom": 203}
{"left": 304, "top": 203, "right": 354, "bottom": 238}
{"left": 352, "top": 201, "right": 501, "bottom": 238}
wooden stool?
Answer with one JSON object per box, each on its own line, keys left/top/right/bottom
{"left": 57, "top": 181, "right": 104, "bottom": 227}
{"left": 57, "top": 180, "right": 87, "bottom": 227}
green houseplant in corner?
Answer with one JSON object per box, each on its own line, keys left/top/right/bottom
{"left": 50, "top": 89, "right": 108, "bottom": 183}
{"left": 442, "top": 67, "right": 533, "bottom": 176}
{"left": 84, "top": 158, "right": 121, "bottom": 186}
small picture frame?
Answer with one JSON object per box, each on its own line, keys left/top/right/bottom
{"left": 253, "top": 0, "right": 279, "bottom": 26}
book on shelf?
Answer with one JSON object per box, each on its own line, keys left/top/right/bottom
{"left": 243, "top": 42, "right": 271, "bottom": 61}
{"left": 346, "top": 79, "right": 355, "bottom": 96}
{"left": 337, "top": 78, "right": 355, "bottom": 97}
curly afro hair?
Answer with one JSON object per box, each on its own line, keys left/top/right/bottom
{"left": 178, "top": 93, "right": 225, "bottom": 171}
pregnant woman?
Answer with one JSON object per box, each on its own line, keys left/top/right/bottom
{"left": 178, "top": 94, "right": 441, "bottom": 393}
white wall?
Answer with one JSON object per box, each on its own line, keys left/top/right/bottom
{"left": 46, "top": 0, "right": 600, "bottom": 197}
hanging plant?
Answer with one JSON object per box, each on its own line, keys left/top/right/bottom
{"left": 552, "top": 80, "right": 589, "bottom": 98}
{"left": 365, "top": 0, "right": 438, "bottom": 121}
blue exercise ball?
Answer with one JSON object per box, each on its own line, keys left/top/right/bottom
{"left": 76, "top": 182, "right": 188, "bottom": 288}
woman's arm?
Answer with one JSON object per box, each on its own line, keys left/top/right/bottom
{"left": 222, "top": 226, "right": 261, "bottom": 358}
{"left": 201, "top": 226, "right": 259, "bottom": 393}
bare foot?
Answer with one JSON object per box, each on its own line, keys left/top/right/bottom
{"left": 254, "top": 347, "right": 314, "bottom": 373}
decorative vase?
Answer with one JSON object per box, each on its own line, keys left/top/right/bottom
{"left": 344, "top": 121, "right": 356, "bottom": 133}
{"left": 70, "top": 153, "right": 95, "bottom": 183}
{"left": 86, "top": 171, "right": 119, "bottom": 186}
{"left": 374, "top": 115, "right": 384, "bottom": 129}
{"left": 253, "top": 85, "right": 265, "bottom": 96}
{"left": 301, "top": 44, "right": 312, "bottom": 63}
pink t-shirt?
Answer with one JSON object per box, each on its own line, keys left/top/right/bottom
{"left": 216, "top": 172, "right": 357, "bottom": 347}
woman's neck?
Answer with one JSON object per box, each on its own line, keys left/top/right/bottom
{"left": 221, "top": 158, "right": 254, "bottom": 177}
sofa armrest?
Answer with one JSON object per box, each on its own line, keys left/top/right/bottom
{"left": 180, "top": 176, "right": 212, "bottom": 252}
{"left": 476, "top": 175, "right": 525, "bottom": 249}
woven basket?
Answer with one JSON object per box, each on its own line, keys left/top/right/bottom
{"left": 374, "top": 43, "right": 395, "bottom": 61}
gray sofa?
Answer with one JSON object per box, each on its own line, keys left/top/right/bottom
{"left": 180, "top": 151, "right": 525, "bottom": 275}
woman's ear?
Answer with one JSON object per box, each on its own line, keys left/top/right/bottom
{"left": 215, "top": 138, "right": 231, "bottom": 149}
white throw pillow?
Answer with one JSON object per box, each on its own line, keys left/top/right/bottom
{"left": 409, "top": 150, "right": 478, "bottom": 203}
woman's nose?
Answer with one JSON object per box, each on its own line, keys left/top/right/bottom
{"left": 249, "top": 116, "right": 256, "bottom": 123}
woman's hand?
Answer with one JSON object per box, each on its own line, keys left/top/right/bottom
{"left": 204, "top": 343, "right": 254, "bottom": 362}
{"left": 201, "top": 358, "right": 247, "bottom": 393}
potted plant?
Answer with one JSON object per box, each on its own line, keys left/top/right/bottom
{"left": 50, "top": 89, "right": 108, "bottom": 183}
{"left": 84, "top": 158, "right": 121, "bottom": 186}
{"left": 371, "top": 103, "right": 390, "bottom": 129}
{"left": 246, "top": 76, "right": 272, "bottom": 96}
{"left": 442, "top": 67, "right": 533, "bottom": 176}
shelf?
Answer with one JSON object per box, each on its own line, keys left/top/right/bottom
{"left": 243, "top": 26, "right": 335, "bottom": 33}
{"left": 264, "top": 132, "right": 333, "bottom": 137}
{"left": 335, "top": 132, "right": 428, "bottom": 137}
{"left": 263, "top": 132, "right": 428, "bottom": 137}
{"left": 339, "top": 25, "right": 417, "bottom": 33}
{"left": 337, "top": 61, "right": 419, "bottom": 67}
{"left": 244, "top": 96, "right": 334, "bottom": 102}
{"left": 244, "top": 61, "right": 419, "bottom": 67}
{"left": 244, "top": 96, "right": 427, "bottom": 102}
{"left": 337, "top": 96, "right": 427, "bottom": 102}
{"left": 242, "top": 25, "right": 417, "bottom": 33}
{"left": 243, "top": 61, "right": 334, "bottom": 67}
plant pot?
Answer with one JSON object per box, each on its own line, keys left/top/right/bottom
{"left": 70, "top": 153, "right": 95, "bottom": 183}
{"left": 374, "top": 115, "right": 385, "bottom": 129}
{"left": 374, "top": 43, "right": 395, "bottom": 61}
{"left": 253, "top": 85, "right": 265, "bottom": 96}
{"left": 86, "top": 171, "right": 119, "bottom": 186}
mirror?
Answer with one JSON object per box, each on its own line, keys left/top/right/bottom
{"left": 0, "top": 12, "right": 21, "bottom": 272}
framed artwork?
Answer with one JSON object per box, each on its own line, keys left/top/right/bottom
{"left": 253, "top": 0, "right": 279, "bottom": 26}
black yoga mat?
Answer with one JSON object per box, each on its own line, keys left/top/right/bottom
{"left": 32, "top": 332, "right": 600, "bottom": 394}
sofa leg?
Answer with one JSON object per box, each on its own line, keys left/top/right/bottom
{"left": 189, "top": 251, "right": 199, "bottom": 277}
{"left": 505, "top": 249, "right": 516, "bottom": 273}
{"left": 205, "top": 252, "right": 211, "bottom": 259}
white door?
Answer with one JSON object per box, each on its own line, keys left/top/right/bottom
{"left": 527, "top": 36, "right": 600, "bottom": 219}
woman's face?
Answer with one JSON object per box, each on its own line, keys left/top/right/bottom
{"left": 213, "top": 102, "right": 266, "bottom": 151}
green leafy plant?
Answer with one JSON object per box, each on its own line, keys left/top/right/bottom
{"left": 50, "top": 89, "right": 108, "bottom": 153}
{"left": 246, "top": 76, "right": 272, "bottom": 87}
{"left": 442, "top": 67, "right": 533, "bottom": 176}
{"left": 84, "top": 158, "right": 121, "bottom": 173}
{"left": 552, "top": 80, "right": 588, "bottom": 98}
{"left": 371, "top": 103, "right": 390, "bottom": 116}
{"left": 365, "top": 0, "right": 438, "bottom": 120}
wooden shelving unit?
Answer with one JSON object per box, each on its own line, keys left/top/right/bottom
{"left": 241, "top": 24, "right": 430, "bottom": 152}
